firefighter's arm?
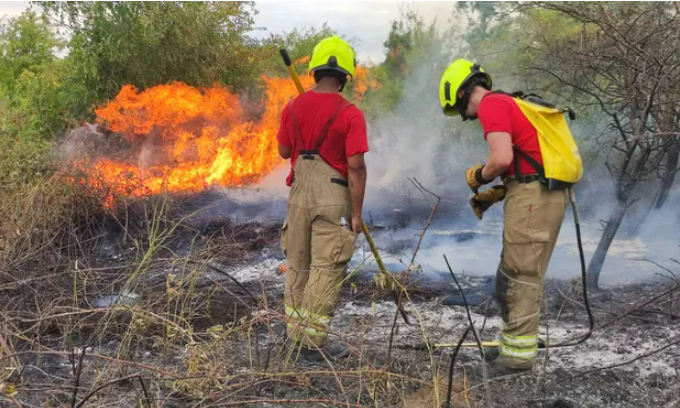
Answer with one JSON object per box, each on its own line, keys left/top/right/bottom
{"left": 278, "top": 144, "right": 292, "bottom": 159}
{"left": 347, "top": 153, "right": 367, "bottom": 233}
{"left": 481, "top": 132, "right": 513, "bottom": 180}
{"left": 276, "top": 102, "right": 292, "bottom": 159}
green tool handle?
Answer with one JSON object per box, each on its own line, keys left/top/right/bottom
{"left": 361, "top": 221, "right": 386, "bottom": 273}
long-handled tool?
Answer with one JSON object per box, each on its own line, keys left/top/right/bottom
{"left": 278, "top": 48, "right": 409, "bottom": 324}
{"left": 436, "top": 186, "right": 594, "bottom": 349}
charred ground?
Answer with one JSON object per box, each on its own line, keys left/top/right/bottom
{"left": 1, "top": 192, "right": 678, "bottom": 408}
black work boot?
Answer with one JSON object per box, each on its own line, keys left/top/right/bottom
{"left": 473, "top": 358, "right": 532, "bottom": 379}
{"left": 482, "top": 346, "right": 499, "bottom": 362}
{"left": 289, "top": 341, "right": 350, "bottom": 363}
{"left": 322, "top": 341, "right": 351, "bottom": 360}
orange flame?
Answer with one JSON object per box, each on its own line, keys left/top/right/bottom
{"left": 295, "top": 55, "right": 311, "bottom": 65}
{"left": 351, "top": 66, "right": 381, "bottom": 102}
{"left": 76, "top": 68, "right": 378, "bottom": 205}
{"left": 78, "top": 76, "right": 312, "bottom": 203}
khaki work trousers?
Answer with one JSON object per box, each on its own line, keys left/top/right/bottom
{"left": 495, "top": 180, "right": 567, "bottom": 369}
{"left": 281, "top": 155, "right": 357, "bottom": 348}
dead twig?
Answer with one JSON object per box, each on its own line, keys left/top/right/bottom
{"left": 209, "top": 398, "right": 364, "bottom": 407}
{"left": 560, "top": 336, "right": 680, "bottom": 382}
{"left": 1, "top": 394, "right": 23, "bottom": 408}
{"left": 188, "top": 260, "right": 259, "bottom": 303}
{"left": 535, "top": 296, "right": 550, "bottom": 395}
{"left": 386, "top": 179, "right": 440, "bottom": 367}
{"left": 69, "top": 346, "right": 87, "bottom": 408}
{"left": 631, "top": 258, "right": 679, "bottom": 281}
{"left": 445, "top": 326, "right": 471, "bottom": 408}
{"left": 74, "top": 373, "right": 151, "bottom": 408}
{"left": 594, "top": 282, "right": 680, "bottom": 333}
{"left": 406, "top": 177, "right": 441, "bottom": 270}
{"left": 444, "top": 255, "right": 491, "bottom": 407}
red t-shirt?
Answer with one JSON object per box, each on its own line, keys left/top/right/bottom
{"left": 477, "top": 92, "right": 543, "bottom": 177}
{"left": 276, "top": 91, "right": 368, "bottom": 186}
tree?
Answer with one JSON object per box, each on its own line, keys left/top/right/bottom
{"left": 0, "top": 11, "right": 78, "bottom": 184}
{"left": 39, "top": 2, "right": 260, "bottom": 103}
{"left": 258, "top": 24, "right": 337, "bottom": 78}
{"left": 510, "top": 2, "right": 680, "bottom": 288}
{"left": 0, "top": 11, "right": 61, "bottom": 96}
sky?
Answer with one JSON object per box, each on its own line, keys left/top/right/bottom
{"left": 0, "top": 1, "right": 458, "bottom": 63}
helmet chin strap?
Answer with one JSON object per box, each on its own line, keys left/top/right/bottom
{"left": 338, "top": 77, "right": 348, "bottom": 92}
{"left": 455, "top": 91, "right": 478, "bottom": 121}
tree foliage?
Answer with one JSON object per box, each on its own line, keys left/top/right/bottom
{"left": 39, "top": 1, "right": 261, "bottom": 101}
{"left": 0, "top": 11, "right": 60, "bottom": 94}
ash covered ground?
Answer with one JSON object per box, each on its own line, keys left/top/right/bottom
{"left": 199, "top": 245, "right": 680, "bottom": 408}
{"left": 6, "top": 188, "right": 680, "bottom": 408}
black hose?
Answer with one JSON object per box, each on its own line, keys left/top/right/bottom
{"left": 542, "top": 187, "right": 594, "bottom": 348}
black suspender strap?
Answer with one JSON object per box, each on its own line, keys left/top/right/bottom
{"left": 289, "top": 99, "right": 305, "bottom": 149}
{"left": 289, "top": 97, "right": 352, "bottom": 153}
{"left": 289, "top": 96, "right": 352, "bottom": 159}
{"left": 513, "top": 146, "right": 547, "bottom": 184}
{"left": 314, "top": 98, "right": 351, "bottom": 150}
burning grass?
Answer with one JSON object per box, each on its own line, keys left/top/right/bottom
{"left": 71, "top": 69, "right": 381, "bottom": 208}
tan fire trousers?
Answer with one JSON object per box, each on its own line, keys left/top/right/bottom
{"left": 495, "top": 180, "right": 567, "bottom": 369}
{"left": 281, "top": 154, "right": 357, "bottom": 348}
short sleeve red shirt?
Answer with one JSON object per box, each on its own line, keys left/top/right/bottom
{"left": 477, "top": 92, "right": 543, "bottom": 177}
{"left": 276, "top": 91, "right": 368, "bottom": 186}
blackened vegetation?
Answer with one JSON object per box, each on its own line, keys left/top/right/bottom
{"left": 1, "top": 185, "right": 679, "bottom": 407}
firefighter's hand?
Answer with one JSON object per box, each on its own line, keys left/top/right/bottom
{"left": 465, "top": 164, "right": 492, "bottom": 193}
{"left": 352, "top": 216, "right": 363, "bottom": 235}
{"left": 469, "top": 185, "right": 507, "bottom": 220}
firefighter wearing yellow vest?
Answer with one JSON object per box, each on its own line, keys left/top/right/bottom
{"left": 439, "top": 59, "right": 575, "bottom": 374}
{"left": 277, "top": 36, "right": 368, "bottom": 362}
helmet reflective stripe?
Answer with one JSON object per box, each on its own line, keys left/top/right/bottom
{"left": 439, "top": 58, "right": 492, "bottom": 116}
{"left": 308, "top": 35, "right": 356, "bottom": 78}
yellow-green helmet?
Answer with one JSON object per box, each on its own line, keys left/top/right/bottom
{"left": 439, "top": 59, "right": 492, "bottom": 117}
{"left": 309, "top": 35, "right": 356, "bottom": 78}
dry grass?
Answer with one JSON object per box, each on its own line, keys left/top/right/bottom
{"left": 0, "top": 174, "right": 482, "bottom": 407}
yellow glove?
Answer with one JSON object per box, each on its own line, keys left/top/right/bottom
{"left": 465, "top": 164, "right": 493, "bottom": 193}
{"left": 469, "top": 185, "right": 507, "bottom": 220}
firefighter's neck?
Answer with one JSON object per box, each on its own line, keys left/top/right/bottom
{"left": 467, "top": 86, "right": 488, "bottom": 115}
{"left": 314, "top": 77, "right": 342, "bottom": 94}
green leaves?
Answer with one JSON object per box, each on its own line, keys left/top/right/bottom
{"left": 39, "top": 2, "right": 260, "bottom": 100}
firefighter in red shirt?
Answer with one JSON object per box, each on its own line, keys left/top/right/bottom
{"left": 277, "top": 36, "right": 368, "bottom": 361}
{"left": 439, "top": 60, "right": 567, "bottom": 374}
